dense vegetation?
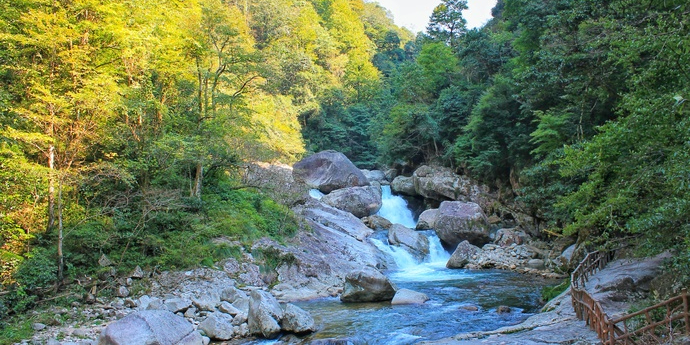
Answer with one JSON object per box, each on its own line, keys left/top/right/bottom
{"left": 0, "top": 0, "right": 408, "bottom": 319}
{"left": 366, "top": 0, "right": 690, "bottom": 280}
{"left": 1, "top": 0, "right": 689, "bottom": 329}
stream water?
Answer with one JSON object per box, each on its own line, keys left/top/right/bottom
{"left": 291, "top": 186, "right": 554, "bottom": 344}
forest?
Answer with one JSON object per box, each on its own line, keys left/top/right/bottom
{"left": 1, "top": 0, "right": 689, "bottom": 330}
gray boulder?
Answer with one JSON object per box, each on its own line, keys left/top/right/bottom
{"left": 280, "top": 304, "right": 316, "bottom": 334}
{"left": 296, "top": 199, "right": 373, "bottom": 241}
{"left": 391, "top": 288, "right": 429, "bottom": 305}
{"left": 322, "top": 185, "right": 382, "bottom": 218}
{"left": 361, "top": 169, "right": 388, "bottom": 185}
{"left": 340, "top": 267, "right": 397, "bottom": 303}
{"left": 434, "top": 201, "right": 490, "bottom": 248}
{"left": 164, "top": 298, "right": 192, "bottom": 313}
{"left": 416, "top": 209, "right": 439, "bottom": 230}
{"left": 248, "top": 290, "right": 283, "bottom": 339}
{"left": 447, "top": 240, "right": 481, "bottom": 268}
{"left": 413, "top": 165, "right": 458, "bottom": 200}
{"left": 99, "top": 310, "right": 203, "bottom": 345}
{"left": 220, "top": 286, "right": 248, "bottom": 304}
{"left": 293, "top": 151, "right": 369, "bottom": 193}
{"left": 192, "top": 292, "right": 220, "bottom": 312}
{"left": 198, "top": 312, "right": 235, "bottom": 340}
{"left": 391, "top": 176, "right": 416, "bottom": 196}
{"left": 387, "top": 224, "right": 429, "bottom": 260}
{"left": 494, "top": 228, "right": 530, "bottom": 247}
{"left": 384, "top": 169, "right": 397, "bottom": 182}
{"left": 362, "top": 215, "right": 392, "bottom": 231}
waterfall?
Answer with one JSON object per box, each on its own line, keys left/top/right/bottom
{"left": 375, "top": 186, "right": 450, "bottom": 271}
{"left": 377, "top": 186, "right": 416, "bottom": 228}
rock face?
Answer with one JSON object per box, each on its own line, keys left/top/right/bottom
{"left": 391, "top": 288, "right": 429, "bottom": 305}
{"left": 293, "top": 151, "right": 369, "bottom": 193}
{"left": 413, "top": 165, "right": 458, "bottom": 201}
{"left": 416, "top": 209, "right": 439, "bottom": 230}
{"left": 387, "top": 224, "right": 429, "bottom": 260}
{"left": 280, "top": 304, "right": 316, "bottom": 334}
{"left": 391, "top": 176, "right": 416, "bottom": 196}
{"left": 340, "top": 267, "right": 397, "bottom": 303}
{"left": 248, "top": 290, "right": 284, "bottom": 339}
{"left": 434, "top": 201, "right": 490, "bottom": 248}
{"left": 447, "top": 240, "right": 480, "bottom": 268}
{"left": 99, "top": 310, "right": 203, "bottom": 345}
{"left": 322, "top": 185, "right": 382, "bottom": 218}
{"left": 296, "top": 199, "right": 374, "bottom": 241}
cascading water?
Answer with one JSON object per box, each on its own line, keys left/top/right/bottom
{"left": 296, "top": 185, "right": 555, "bottom": 344}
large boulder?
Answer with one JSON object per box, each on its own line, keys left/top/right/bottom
{"left": 391, "top": 288, "right": 429, "bottom": 305}
{"left": 361, "top": 169, "right": 388, "bottom": 185}
{"left": 248, "top": 290, "right": 284, "bottom": 339}
{"left": 340, "top": 267, "right": 397, "bottom": 303}
{"left": 413, "top": 165, "right": 458, "bottom": 200}
{"left": 198, "top": 312, "right": 235, "bottom": 340}
{"left": 296, "top": 199, "right": 373, "bottom": 241}
{"left": 416, "top": 209, "right": 439, "bottom": 230}
{"left": 322, "top": 185, "right": 382, "bottom": 218}
{"left": 293, "top": 151, "right": 369, "bottom": 193}
{"left": 434, "top": 201, "right": 490, "bottom": 248}
{"left": 391, "top": 176, "right": 417, "bottom": 196}
{"left": 494, "top": 228, "right": 530, "bottom": 247}
{"left": 242, "top": 162, "right": 309, "bottom": 205}
{"left": 99, "top": 310, "right": 203, "bottom": 345}
{"left": 280, "top": 304, "right": 316, "bottom": 334}
{"left": 387, "top": 224, "right": 429, "bottom": 260}
{"left": 447, "top": 240, "right": 480, "bottom": 268}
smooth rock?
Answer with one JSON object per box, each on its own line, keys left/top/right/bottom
{"left": 391, "top": 288, "right": 429, "bottom": 305}
{"left": 280, "top": 303, "right": 316, "bottom": 334}
{"left": 220, "top": 287, "right": 248, "bottom": 304}
{"left": 218, "top": 301, "right": 240, "bottom": 316}
{"left": 434, "top": 201, "right": 490, "bottom": 248}
{"left": 387, "top": 224, "right": 429, "bottom": 260}
{"left": 391, "top": 176, "right": 416, "bottom": 196}
{"left": 116, "top": 286, "right": 129, "bottom": 298}
{"left": 98, "top": 310, "right": 202, "bottom": 345}
{"left": 362, "top": 215, "right": 392, "bottom": 231}
{"left": 164, "top": 298, "right": 192, "bottom": 313}
{"left": 293, "top": 150, "right": 369, "bottom": 193}
{"left": 248, "top": 290, "right": 283, "bottom": 339}
{"left": 32, "top": 323, "right": 46, "bottom": 331}
{"left": 416, "top": 209, "right": 439, "bottom": 230}
{"left": 361, "top": 169, "right": 387, "bottom": 184}
{"left": 198, "top": 312, "right": 234, "bottom": 340}
{"left": 340, "top": 267, "right": 396, "bottom": 303}
{"left": 192, "top": 293, "right": 220, "bottom": 312}
{"left": 322, "top": 185, "right": 382, "bottom": 218}
{"left": 527, "top": 259, "right": 545, "bottom": 270}
{"left": 447, "top": 240, "right": 480, "bottom": 268}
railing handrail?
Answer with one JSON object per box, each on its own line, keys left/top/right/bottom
{"left": 570, "top": 250, "right": 690, "bottom": 345}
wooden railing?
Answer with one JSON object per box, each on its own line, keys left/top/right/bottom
{"left": 570, "top": 250, "right": 690, "bottom": 344}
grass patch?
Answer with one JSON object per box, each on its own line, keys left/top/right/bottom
{"left": 541, "top": 277, "right": 570, "bottom": 302}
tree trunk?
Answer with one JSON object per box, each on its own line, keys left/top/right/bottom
{"left": 192, "top": 162, "right": 203, "bottom": 198}
{"left": 47, "top": 145, "right": 56, "bottom": 232}
{"left": 57, "top": 176, "right": 64, "bottom": 285}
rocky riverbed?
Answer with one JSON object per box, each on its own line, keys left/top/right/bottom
{"left": 16, "top": 151, "right": 668, "bottom": 345}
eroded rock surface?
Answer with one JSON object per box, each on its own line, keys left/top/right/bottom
{"left": 322, "top": 185, "right": 382, "bottom": 218}
{"left": 340, "top": 267, "right": 397, "bottom": 303}
{"left": 293, "top": 150, "right": 369, "bottom": 193}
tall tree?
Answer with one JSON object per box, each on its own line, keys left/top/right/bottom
{"left": 426, "top": 0, "right": 468, "bottom": 46}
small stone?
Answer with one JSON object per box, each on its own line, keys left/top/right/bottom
{"left": 124, "top": 298, "right": 137, "bottom": 308}
{"left": 116, "top": 286, "right": 130, "bottom": 298}
{"left": 32, "top": 323, "right": 46, "bottom": 331}
{"left": 126, "top": 278, "right": 133, "bottom": 286}
{"left": 184, "top": 307, "right": 198, "bottom": 318}
{"left": 460, "top": 305, "right": 479, "bottom": 312}
{"left": 218, "top": 301, "right": 240, "bottom": 316}
{"left": 497, "top": 305, "right": 512, "bottom": 314}
{"left": 98, "top": 254, "right": 113, "bottom": 267}
{"left": 130, "top": 265, "right": 145, "bottom": 279}
{"left": 72, "top": 328, "right": 88, "bottom": 337}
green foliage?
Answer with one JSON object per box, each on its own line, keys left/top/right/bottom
{"left": 541, "top": 278, "right": 570, "bottom": 302}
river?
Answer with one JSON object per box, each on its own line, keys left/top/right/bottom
{"left": 292, "top": 186, "right": 554, "bottom": 344}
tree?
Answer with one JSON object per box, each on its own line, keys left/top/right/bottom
{"left": 426, "top": 0, "right": 468, "bottom": 46}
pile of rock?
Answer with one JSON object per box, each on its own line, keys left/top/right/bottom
{"left": 100, "top": 286, "right": 315, "bottom": 344}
